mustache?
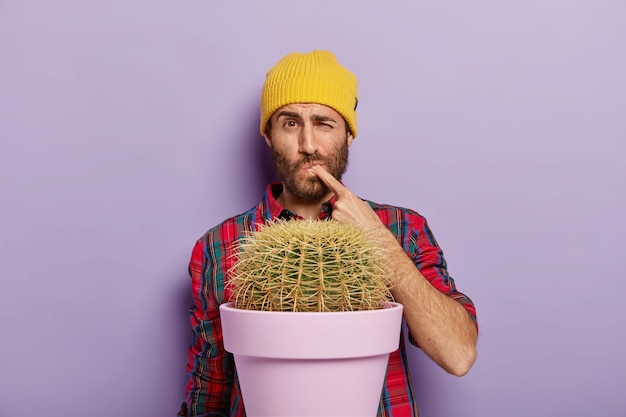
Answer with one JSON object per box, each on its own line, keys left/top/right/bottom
{"left": 286, "top": 156, "right": 326, "bottom": 172}
{"left": 296, "top": 155, "right": 324, "bottom": 166}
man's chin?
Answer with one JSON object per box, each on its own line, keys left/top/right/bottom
{"left": 286, "top": 180, "right": 329, "bottom": 201}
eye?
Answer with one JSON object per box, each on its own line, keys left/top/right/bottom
{"left": 283, "top": 120, "right": 299, "bottom": 128}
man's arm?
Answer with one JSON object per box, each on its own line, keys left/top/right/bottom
{"left": 372, "top": 227, "right": 477, "bottom": 376}
{"left": 181, "top": 241, "right": 233, "bottom": 416}
{"left": 311, "top": 165, "right": 477, "bottom": 376}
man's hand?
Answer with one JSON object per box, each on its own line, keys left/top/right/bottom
{"left": 310, "top": 165, "right": 385, "bottom": 232}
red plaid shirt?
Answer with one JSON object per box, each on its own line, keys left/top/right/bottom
{"left": 180, "top": 183, "right": 477, "bottom": 417}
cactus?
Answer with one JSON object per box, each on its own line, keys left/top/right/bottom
{"left": 228, "top": 219, "right": 393, "bottom": 312}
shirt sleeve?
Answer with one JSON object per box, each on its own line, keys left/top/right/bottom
{"left": 407, "top": 213, "right": 477, "bottom": 330}
{"left": 181, "top": 240, "right": 234, "bottom": 417}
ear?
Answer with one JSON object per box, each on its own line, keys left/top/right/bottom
{"left": 347, "top": 132, "right": 355, "bottom": 147}
{"left": 262, "top": 132, "right": 272, "bottom": 148}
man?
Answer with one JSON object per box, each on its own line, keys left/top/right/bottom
{"left": 179, "top": 50, "right": 477, "bottom": 417}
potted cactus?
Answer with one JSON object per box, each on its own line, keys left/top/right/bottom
{"left": 219, "top": 219, "right": 404, "bottom": 417}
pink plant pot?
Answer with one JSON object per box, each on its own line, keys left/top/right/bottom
{"left": 219, "top": 302, "right": 404, "bottom": 417}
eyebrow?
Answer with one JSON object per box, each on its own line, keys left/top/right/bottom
{"left": 275, "top": 111, "right": 303, "bottom": 122}
{"left": 311, "top": 114, "right": 338, "bottom": 124}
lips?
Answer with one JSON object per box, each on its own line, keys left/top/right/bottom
{"left": 300, "top": 160, "right": 324, "bottom": 170}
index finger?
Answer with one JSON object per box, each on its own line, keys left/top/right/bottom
{"left": 310, "top": 165, "right": 347, "bottom": 197}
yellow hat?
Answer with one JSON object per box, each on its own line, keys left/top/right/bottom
{"left": 260, "top": 50, "right": 358, "bottom": 137}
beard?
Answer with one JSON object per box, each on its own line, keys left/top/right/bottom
{"left": 271, "top": 139, "right": 349, "bottom": 201}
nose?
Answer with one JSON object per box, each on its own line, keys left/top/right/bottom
{"left": 298, "top": 124, "right": 319, "bottom": 155}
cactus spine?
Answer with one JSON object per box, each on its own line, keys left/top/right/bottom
{"left": 228, "top": 219, "right": 393, "bottom": 312}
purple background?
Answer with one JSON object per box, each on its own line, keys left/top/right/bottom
{"left": 1, "top": 1, "right": 625, "bottom": 416}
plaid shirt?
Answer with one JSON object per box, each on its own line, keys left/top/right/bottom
{"left": 180, "top": 183, "right": 477, "bottom": 417}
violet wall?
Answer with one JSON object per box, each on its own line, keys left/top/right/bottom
{"left": 1, "top": 1, "right": 624, "bottom": 416}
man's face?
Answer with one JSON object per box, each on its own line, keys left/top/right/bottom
{"left": 263, "top": 103, "right": 354, "bottom": 202}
